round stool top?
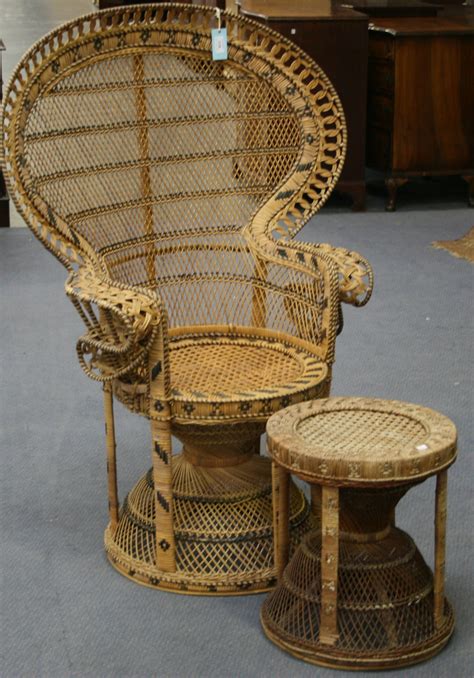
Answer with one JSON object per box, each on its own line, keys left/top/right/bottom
{"left": 267, "top": 397, "right": 457, "bottom": 486}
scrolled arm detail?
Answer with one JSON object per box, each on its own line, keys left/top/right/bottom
{"left": 312, "top": 243, "right": 374, "bottom": 307}
{"left": 65, "top": 266, "right": 163, "bottom": 382}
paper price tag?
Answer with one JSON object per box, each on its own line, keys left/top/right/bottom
{"left": 211, "top": 28, "right": 228, "bottom": 61}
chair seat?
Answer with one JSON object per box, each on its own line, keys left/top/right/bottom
{"left": 169, "top": 328, "right": 328, "bottom": 423}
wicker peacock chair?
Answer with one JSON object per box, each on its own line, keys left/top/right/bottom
{"left": 2, "top": 4, "right": 373, "bottom": 594}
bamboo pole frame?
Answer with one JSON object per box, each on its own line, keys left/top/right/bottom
{"left": 149, "top": 315, "right": 176, "bottom": 573}
{"left": 274, "top": 463, "right": 290, "bottom": 579}
{"left": 434, "top": 469, "right": 448, "bottom": 628}
{"left": 319, "top": 485, "right": 340, "bottom": 645}
{"left": 103, "top": 382, "right": 119, "bottom": 530}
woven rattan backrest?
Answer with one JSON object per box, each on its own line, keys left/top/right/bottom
{"left": 2, "top": 5, "right": 345, "bottom": 344}
{"left": 19, "top": 50, "right": 300, "bottom": 264}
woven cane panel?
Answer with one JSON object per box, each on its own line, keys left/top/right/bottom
{"left": 268, "top": 398, "right": 457, "bottom": 483}
{"left": 2, "top": 4, "right": 358, "bottom": 390}
{"left": 135, "top": 456, "right": 270, "bottom": 507}
{"left": 3, "top": 4, "right": 350, "bottom": 303}
{"left": 109, "top": 511, "right": 312, "bottom": 584}
{"left": 262, "top": 528, "right": 453, "bottom": 656}
{"left": 19, "top": 44, "right": 304, "bottom": 332}
{"left": 120, "top": 238, "right": 327, "bottom": 348}
{"left": 287, "top": 530, "right": 431, "bottom": 607}
{"left": 166, "top": 330, "right": 328, "bottom": 421}
{"left": 296, "top": 410, "right": 427, "bottom": 458}
{"left": 20, "top": 48, "right": 299, "bottom": 265}
{"left": 171, "top": 337, "right": 302, "bottom": 396}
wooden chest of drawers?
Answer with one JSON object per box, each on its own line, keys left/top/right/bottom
{"left": 367, "top": 16, "right": 474, "bottom": 209}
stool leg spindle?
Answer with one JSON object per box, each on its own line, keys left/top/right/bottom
{"left": 320, "top": 486, "right": 340, "bottom": 646}
{"left": 434, "top": 470, "right": 448, "bottom": 628}
{"left": 103, "top": 383, "right": 119, "bottom": 530}
{"left": 275, "top": 465, "right": 290, "bottom": 579}
{"left": 272, "top": 461, "right": 280, "bottom": 569}
{"left": 310, "top": 485, "right": 322, "bottom": 522}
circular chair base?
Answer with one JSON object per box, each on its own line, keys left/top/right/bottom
{"left": 261, "top": 528, "right": 455, "bottom": 670}
{"left": 260, "top": 616, "right": 454, "bottom": 671}
{"left": 105, "top": 453, "right": 315, "bottom": 595}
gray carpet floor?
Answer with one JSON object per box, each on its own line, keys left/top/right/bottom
{"left": 1, "top": 202, "right": 473, "bottom": 677}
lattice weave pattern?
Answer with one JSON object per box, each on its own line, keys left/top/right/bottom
{"left": 296, "top": 410, "right": 427, "bottom": 457}
{"left": 268, "top": 398, "right": 458, "bottom": 485}
{"left": 262, "top": 529, "right": 454, "bottom": 658}
{"left": 263, "top": 397, "right": 457, "bottom": 667}
{"left": 105, "top": 456, "right": 317, "bottom": 593}
{"left": 172, "top": 338, "right": 303, "bottom": 393}
{"left": 2, "top": 5, "right": 374, "bottom": 593}
{"left": 2, "top": 4, "right": 372, "bottom": 331}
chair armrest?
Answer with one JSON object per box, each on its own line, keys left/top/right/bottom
{"left": 311, "top": 243, "right": 374, "bottom": 307}
{"left": 65, "top": 266, "right": 163, "bottom": 382}
{"left": 249, "top": 237, "right": 341, "bottom": 365}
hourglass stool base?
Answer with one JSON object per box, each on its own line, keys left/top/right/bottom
{"left": 263, "top": 397, "right": 457, "bottom": 670}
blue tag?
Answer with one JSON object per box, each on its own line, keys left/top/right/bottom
{"left": 211, "top": 28, "right": 227, "bottom": 61}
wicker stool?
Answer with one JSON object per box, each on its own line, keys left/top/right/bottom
{"left": 262, "top": 397, "right": 457, "bottom": 670}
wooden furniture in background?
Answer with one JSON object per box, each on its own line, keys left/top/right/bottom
{"left": 263, "top": 397, "right": 457, "bottom": 669}
{"left": 240, "top": 1, "right": 369, "bottom": 211}
{"left": 367, "top": 16, "right": 474, "bottom": 210}
{"left": 343, "top": 0, "right": 440, "bottom": 18}
{"left": 2, "top": 5, "right": 373, "bottom": 595}
{"left": 93, "top": 0, "right": 173, "bottom": 7}
{"left": 0, "top": 39, "right": 9, "bottom": 228}
{"left": 94, "top": 0, "right": 148, "bottom": 7}
{"left": 94, "top": 0, "right": 225, "bottom": 6}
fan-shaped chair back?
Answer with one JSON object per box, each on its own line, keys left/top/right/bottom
{"left": 3, "top": 4, "right": 346, "bottom": 336}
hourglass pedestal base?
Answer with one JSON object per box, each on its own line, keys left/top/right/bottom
{"left": 105, "top": 452, "right": 315, "bottom": 595}
{"left": 264, "top": 397, "right": 459, "bottom": 669}
{"left": 261, "top": 525, "right": 454, "bottom": 670}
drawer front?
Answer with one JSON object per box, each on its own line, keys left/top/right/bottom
{"left": 368, "top": 59, "right": 395, "bottom": 96}
{"left": 366, "top": 125, "right": 392, "bottom": 171}
{"left": 367, "top": 92, "right": 394, "bottom": 131}
{"left": 368, "top": 34, "right": 395, "bottom": 62}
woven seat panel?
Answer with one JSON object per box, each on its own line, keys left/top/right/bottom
{"left": 168, "top": 331, "right": 328, "bottom": 421}
{"left": 171, "top": 335, "right": 305, "bottom": 396}
{"left": 112, "top": 331, "right": 329, "bottom": 420}
{"left": 296, "top": 410, "right": 427, "bottom": 458}
{"left": 268, "top": 399, "right": 457, "bottom": 483}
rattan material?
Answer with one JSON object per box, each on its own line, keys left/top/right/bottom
{"left": 262, "top": 397, "right": 457, "bottom": 669}
{"left": 2, "top": 5, "right": 373, "bottom": 593}
{"left": 105, "top": 457, "right": 316, "bottom": 594}
{"left": 267, "top": 397, "right": 457, "bottom": 485}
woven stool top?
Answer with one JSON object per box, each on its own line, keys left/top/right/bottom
{"left": 267, "top": 397, "right": 457, "bottom": 486}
